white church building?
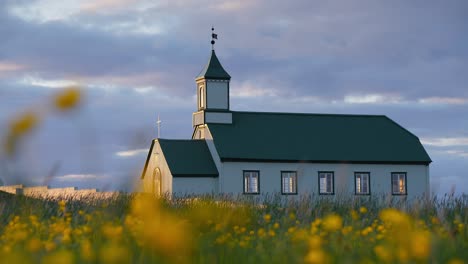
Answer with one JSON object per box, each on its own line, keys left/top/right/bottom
{"left": 141, "top": 42, "right": 432, "bottom": 199}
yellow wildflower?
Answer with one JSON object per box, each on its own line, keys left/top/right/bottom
{"left": 308, "top": 235, "right": 322, "bottom": 249}
{"left": 374, "top": 245, "right": 392, "bottom": 262}
{"left": 447, "top": 258, "right": 465, "bottom": 264}
{"left": 42, "top": 250, "right": 74, "bottom": 264}
{"left": 322, "top": 214, "right": 343, "bottom": 232}
{"left": 379, "top": 208, "right": 411, "bottom": 231}
{"left": 410, "top": 231, "right": 431, "bottom": 260}
{"left": 359, "top": 207, "right": 368, "bottom": 214}
{"left": 54, "top": 86, "right": 81, "bottom": 111}
{"left": 305, "top": 249, "right": 329, "bottom": 264}
{"left": 9, "top": 111, "right": 39, "bottom": 137}
{"left": 263, "top": 214, "right": 271, "bottom": 222}
{"left": 81, "top": 240, "right": 94, "bottom": 261}
{"left": 268, "top": 229, "right": 276, "bottom": 237}
{"left": 26, "top": 238, "right": 42, "bottom": 253}
{"left": 258, "top": 228, "right": 266, "bottom": 237}
{"left": 99, "top": 243, "right": 130, "bottom": 264}
{"left": 350, "top": 210, "right": 359, "bottom": 220}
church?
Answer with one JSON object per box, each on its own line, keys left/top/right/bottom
{"left": 141, "top": 36, "right": 432, "bottom": 199}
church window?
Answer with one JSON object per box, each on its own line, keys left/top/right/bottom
{"left": 152, "top": 167, "right": 162, "bottom": 196}
{"left": 199, "top": 86, "right": 205, "bottom": 109}
{"left": 355, "top": 172, "right": 370, "bottom": 195}
{"left": 281, "top": 171, "right": 297, "bottom": 194}
{"left": 319, "top": 172, "right": 334, "bottom": 195}
{"left": 392, "top": 172, "right": 407, "bottom": 195}
{"left": 243, "top": 170, "right": 259, "bottom": 194}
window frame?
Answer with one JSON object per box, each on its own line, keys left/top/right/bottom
{"left": 199, "top": 85, "right": 205, "bottom": 109}
{"left": 391, "top": 172, "right": 407, "bottom": 195}
{"left": 243, "top": 170, "right": 260, "bottom": 195}
{"left": 318, "top": 171, "right": 335, "bottom": 195}
{"left": 354, "top": 172, "right": 371, "bottom": 195}
{"left": 281, "top": 171, "right": 298, "bottom": 195}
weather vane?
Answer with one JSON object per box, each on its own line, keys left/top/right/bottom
{"left": 211, "top": 27, "right": 218, "bottom": 50}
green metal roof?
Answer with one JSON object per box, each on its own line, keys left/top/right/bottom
{"left": 196, "top": 50, "right": 231, "bottom": 80}
{"left": 207, "top": 111, "right": 432, "bottom": 164}
{"left": 158, "top": 139, "right": 218, "bottom": 177}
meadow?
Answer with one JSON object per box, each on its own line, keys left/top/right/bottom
{"left": 1, "top": 89, "right": 467, "bottom": 263}
{"left": 0, "top": 191, "right": 467, "bottom": 264}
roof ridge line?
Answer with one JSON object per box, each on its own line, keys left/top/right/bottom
{"left": 231, "top": 110, "right": 386, "bottom": 118}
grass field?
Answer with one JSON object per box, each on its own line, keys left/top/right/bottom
{"left": 0, "top": 192, "right": 466, "bottom": 264}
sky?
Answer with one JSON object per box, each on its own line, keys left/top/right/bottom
{"left": 0, "top": 0, "right": 467, "bottom": 194}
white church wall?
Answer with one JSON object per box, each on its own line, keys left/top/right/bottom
{"left": 202, "top": 127, "right": 224, "bottom": 192}
{"left": 142, "top": 141, "right": 173, "bottom": 195}
{"left": 206, "top": 80, "right": 228, "bottom": 109}
{"left": 172, "top": 177, "right": 218, "bottom": 196}
{"left": 220, "top": 162, "right": 429, "bottom": 199}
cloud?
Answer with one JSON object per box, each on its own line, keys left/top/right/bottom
{"left": 19, "top": 76, "right": 80, "bottom": 89}
{"left": 421, "top": 137, "right": 468, "bottom": 147}
{"left": 79, "top": 0, "right": 138, "bottom": 14}
{"left": 55, "top": 174, "right": 106, "bottom": 181}
{"left": 418, "top": 97, "right": 468, "bottom": 105}
{"left": 443, "top": 150, "right": 468, "bottom": 158}
{"left": 115, "top": 148, "right": 148, "bottom": 157}
{"left": 231, "top": 82, "right": 279, "bottom": 98}
{"left": 0, "top": 61, "right": 26, "bottom": 72}
{"left": 343, "top": 94, "right": 404, "bottom": 104}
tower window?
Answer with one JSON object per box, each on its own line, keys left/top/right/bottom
{"left": 199, "top": 86, "right": 205, "bottom": 109}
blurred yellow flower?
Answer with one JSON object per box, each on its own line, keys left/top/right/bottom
{"left": 258, "top": 228, "right": 266, "bottom": 238}
{"left": 305, "top": 249, "right": 329, "bottom": 264}
{"left": 102, "top": 224, "right": 123, "bottom": 241}
{"left": 9, "top": 111, "right": 39, "bottom": 137}
{"left": 322, "top": 214, "right": 343, "bottom": 232}
{"left": 308, "top": 235, "right": 321, "bottom": 249}
{"left": 374, "top": 245, "right": 392, "bottom": 262}
{"left": 410, "top": 231, "right": 431, "bottom": 260}
{"left": 99, "top": 243, "right": 130, "bottom": 264}
{"left": 42, "top": 250, "right": 74, "bottom": 264}
{"left": 447, "top": 258, "right": 465, "bottom": 264}
{"left": 80, "top": 240, "right": 94, "bottom": 261}
{"left": 379, "top": 208, "right": 411, "bottom": 230}
{"left": 359, "top": 207, "right": 368, "bottom": 214}
{"left": 4, "top": 111, "right": 40, "bottom": 155}
{"left": 268, "top": 229, "right": 276, "bottom": 237}
{"left": 54, "top": 86, "right": 82, "bottom": 111}
{"left": 27, "top": 238, "right": 42, "bottom": 253}
{"left": 263, "top": 214, "right": 271, "bottom": 223}
{"left": 350, "top": 210, "right": 359, "bottom": 220}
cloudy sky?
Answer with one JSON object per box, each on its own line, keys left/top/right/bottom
{"left": 0, "top": 0, "right": 467, "bottom": 194}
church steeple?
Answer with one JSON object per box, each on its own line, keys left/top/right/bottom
{"left": 192, "top": 28, "right": 233, "bottom": 134}
{"left": 194, "top": 28, "right": 231, "bottom": 112}
{"left": 196, "top": 50, "right": 231, "bottom": 81}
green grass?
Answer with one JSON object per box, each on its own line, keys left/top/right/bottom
{"left": 0, "top": 193, "right": 466, "bottom": 263}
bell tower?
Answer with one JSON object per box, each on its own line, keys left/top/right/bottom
{"left": 192, "top": 28, "right": 233, "bottom": 138}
